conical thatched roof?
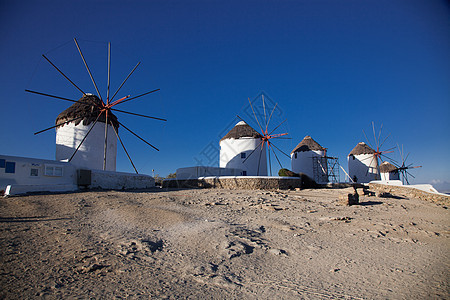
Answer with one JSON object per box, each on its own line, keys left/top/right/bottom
{"left": 55, "top": 94, "right": 119, "bottom": 130}
{"left": 348, "top": 142, "right": 375, "bottom": 156}
{"left": 379, "top": 161, "right": 398, "bottom": 173}
{"left": 220, "top": 121, "right": 262, "bottom": 142}
{"left": 291, "top": 136, "right": 325, "bottom": 154}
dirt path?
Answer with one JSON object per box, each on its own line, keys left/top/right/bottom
{"left": 0, "top": 188, "right": 448, "bottom": 299}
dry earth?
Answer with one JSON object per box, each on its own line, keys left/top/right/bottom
{"left": 0, "top": 187, "right": 449, "bottom": 299}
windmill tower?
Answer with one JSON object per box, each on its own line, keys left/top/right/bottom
{"left": 27, "top": 39, "right": 165, "bottom": 174}
{"left": 347, "top": 122, "right": 396, "bottom": 183}
{"left": 348, "top": 142, "right": 378, "bottom": 183}
{"left": 219, "top": 121, "right": 267, "bottom": 176}
{"left": 55, "top": 94, "right": 119, "bottom": 171}
{"left": 379, "top": 161, "right": 400, "bottom": 181}
{"left": 291, "top": 136, "right": 327, "bottom": 183}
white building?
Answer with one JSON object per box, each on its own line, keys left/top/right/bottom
{"left": 290, "top": 136, "right": 328, "bottom": 183}
{"left": 0, "top": 154, "right": 78, "bottom": 195}
{"left": 348, "top": 142, "right": 378, "bottom": 183}
{"left": 55, "top": 94, "right": 118, "bottom": 171}
{"left": 0, "top": 154, "right": 155, "bottom": 196}
{"left": 219, "top": 121, "right": 267, "bottom": 176}
{"left": 379, "top": 161, "right": 400, "bottom": 181}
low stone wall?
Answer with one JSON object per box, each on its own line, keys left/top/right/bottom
{"left": 90, "top": 170, "right": 155, "bottom": 190}
{"left": 162, "top": 176, "right": 302, "bottom": 190}
{"left": 368, "top": 183, "right": 449, "bottom": 205}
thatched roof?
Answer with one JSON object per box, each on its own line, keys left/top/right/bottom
{"left": 348, "top": 142, "right": 375, "bottom": 156}
{"left": 220, "top": 121, "right": 262, "bottom": 141}
{"left": 291, "top": 136, "right": 325, "bottom": 154}
{"left": 55, "top": 94, "right": 119, "bottom": 130}
{"left": 379, "top": 161, "right": 398, "bottom": 173}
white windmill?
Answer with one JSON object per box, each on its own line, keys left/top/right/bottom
{"left": 27, "top": 38, "right": 166, "bottom": 173}
{"left": 291, "top": 136, "right": 328, "bottom": 183}
{"left": 347, "top": 122, "right": 395, "bottom": 183}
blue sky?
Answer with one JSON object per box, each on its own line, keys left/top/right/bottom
{"left": 0, "top": 1, "right": 449, "bottom": 190}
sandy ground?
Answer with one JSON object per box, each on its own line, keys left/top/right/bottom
{"left": 0, "top": 187, "right": 448, "bottom": 299}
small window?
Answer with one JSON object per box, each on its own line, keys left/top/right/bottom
{"left": 30, "top": 168, "right": 39, "bottom": 176}
{"left": 54, "top": 167, "right": 63, "bottom": 176}
{"left": 0, "top": 159, "right": 5, "bottom": 168}
{"left": 45, "top": 166, "right": 54, "bottom": 176}
{"left": 242, "top": 171, "right": 247, "bottom": 176}
{"left": 294, "top": 152, "right": 297, "bottom": 159}
{"left": 5, "top": 162, "right": 15, "bottom": 173}
{"left": 44, "top": 165, "right": 63, "bottom": 177}
{"left": 241, "top": 152, "right": 246, "bottom": 159}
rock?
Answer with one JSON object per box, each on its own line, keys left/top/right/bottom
{"left": 376, "top": 192, "right": 393, "bottom": 198}
{"left": 338, "top": 192, "right": 359, "bottom": 206}
{"left": 268, "top": 248, "right": 288, "bottom": 256}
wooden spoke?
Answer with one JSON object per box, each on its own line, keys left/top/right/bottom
{"left": 69, "top": 111, "right": 104, "bottom": 162}
{"left": 113, "top": 89, "right": 160, "bottom": 106}
{"left": 118, "top": 121, "right": 159, "bottom": 151}
{"left": 34, "top": 116, "right": 84, "bottom": 135}
{"left": 269, "top": 141, "right": 290, "bottom": 158}
{"left": 74, "top": 38, "right": 102, "bottom": 102}
{"left": 248, "top": 97, "right": 265, "bottom": 135}
{"left": 110, "top": 62, "right": 141, "bottom": 102}
{"left": 111, "top": 108, "right": 167, "bottom": 121}
{"left": 107, "top": 42, "right": 111, "bottom": 104}
{"left": 242, "top": 140, "right": 263, "bottom": 164}
{"left": 109, "top": 119, "right": 139, "bottom": 174}
{"left": 42, "top": 54, "right": 86, "bottom": 95}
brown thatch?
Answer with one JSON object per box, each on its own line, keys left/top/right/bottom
{"left": 291, "top": 136, "right": 325, "bottom": 154}
{"left": 379, "top": 161, "right": 398, "bottom": 173}
{"left": 348, "top": 142, "right": 375, "bottom": 156}
{"left": 220, "top": 121, "right": 262, "bottom": 141}
{"left": 55, "top": 94, "right": 119, "bottom": 130}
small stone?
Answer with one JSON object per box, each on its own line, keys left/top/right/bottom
{"left": 338, "top": 193, "right": 359, "bottom": 206}
{"left": 330, "top": 268, "right": 340, "bottom": 272}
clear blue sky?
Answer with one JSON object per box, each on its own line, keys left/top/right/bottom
{"left": 1, "top": 1, "right": 449, "bottom": 190}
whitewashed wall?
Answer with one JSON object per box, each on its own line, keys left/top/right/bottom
{"left": 0, "top": 154, "right": 77, "bottom": 194}
{"left": 291, "top": 150, "right": 327, "bottom": 183}
{"left": 220, "top": 138, "right": 267, "bottom": 176}
{"left": 56, "top": 122, "right": 117, "bottom": 171}
{"left": 348, "top": 153, "right": 379, "bottom": 183}
{"left": 381, "top": 171, "right": 400, "bottom": 181}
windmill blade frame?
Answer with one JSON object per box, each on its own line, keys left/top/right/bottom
{"left": 29, "top": 39, "right": 166, "bottom": 173}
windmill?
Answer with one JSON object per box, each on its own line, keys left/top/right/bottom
{"left": 361, "top": 121, "right": 396, "bottom": 179}
{"left": 237, "top": 93, "right": 291, "bottom": 176}
{"left": 394, "top": 144, "right": 422, "bottom": 185}
{"left": 25, "top": 38, "right": 166, "bottom": 174}
{"left": 348, "top": 122, "right": 396, "bottom": 183}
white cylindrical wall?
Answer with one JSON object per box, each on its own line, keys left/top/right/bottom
{"left": 291, "top": 150, "right": 327, "bottom": 183}
{"left": 220, "top": 138, "right": 267, "bottom": 176}
{"left": 348, "top": 154, "right": 378, "bottom": 183}
{"left": 56, "top": 122, "right": 117, "bottom": 171}
{"left": 381, "top": 171, "right": 400, "bottom": 181}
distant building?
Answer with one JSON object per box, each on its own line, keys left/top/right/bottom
{"left": 219, "top": 121, "right": 267, "bottom": 176}
{"left": 55, "top": 94, "right": 118, "bottom": 171}
{"left": 379, "top": 161, "right": 400, "bottom": 181}
{"left": 291, "top": 136, "right": 327, "bottom": 183}
{"left": 348, "top": 142, "right": 378, "bottom": 183}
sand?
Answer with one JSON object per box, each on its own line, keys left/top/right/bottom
{"left": 0, "top": 187, "right": 448, "bottom": 299}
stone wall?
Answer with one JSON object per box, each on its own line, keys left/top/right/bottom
{"left": 368, "top": 183, "right": 449, "bottom": 205}
{"left": 90, "top": 170, "right": 155, "bottom": 190}
{"left": 162, "top": 177, "right": 302, "bottom": 190}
